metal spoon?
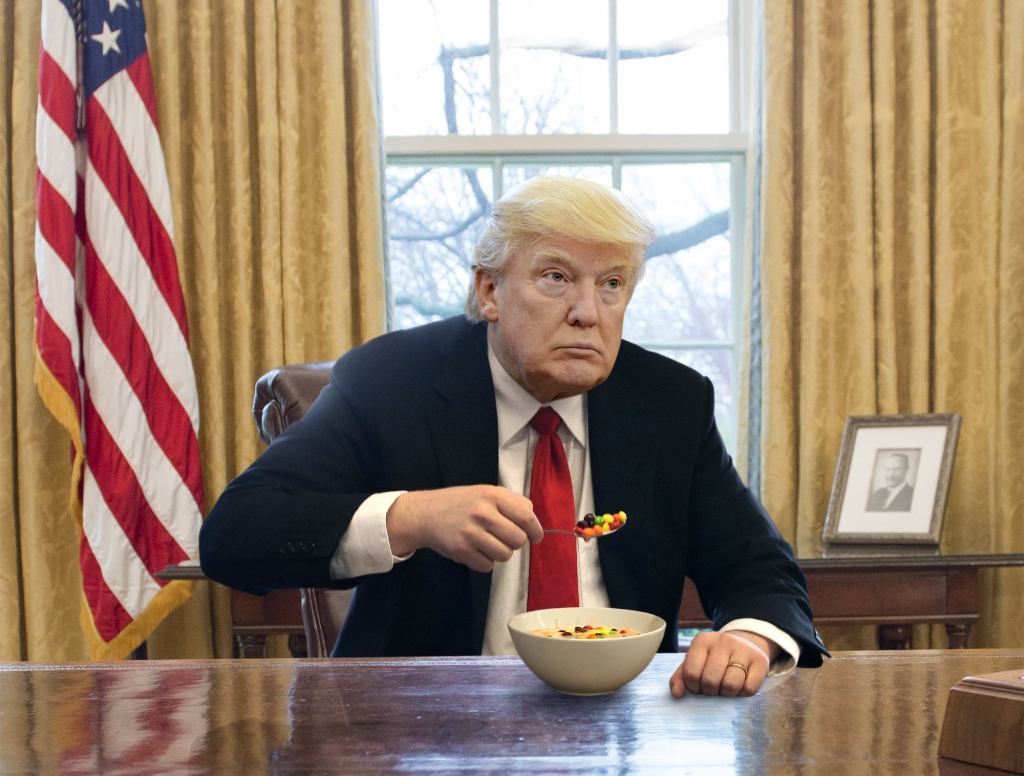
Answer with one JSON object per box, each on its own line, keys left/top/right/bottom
{"left": 543, "top": 528, "right": 622, "bottom": 541}
{"left": 543, "top": 512, "right": 627, "bottom": 542}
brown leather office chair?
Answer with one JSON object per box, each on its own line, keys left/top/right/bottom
{"left": 252, "top": 361, "right": 351, "bottom": 657}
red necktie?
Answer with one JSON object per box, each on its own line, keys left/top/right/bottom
{"left": 527, "top": 407, "right": 580, "bottom": 610}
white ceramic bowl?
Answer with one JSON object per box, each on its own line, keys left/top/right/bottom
{"left": 508, "top": 606, "right": 666, "bottom": 695}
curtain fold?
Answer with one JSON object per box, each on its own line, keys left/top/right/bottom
{"left": 756, "top": 0, "right": 1024, "bottom": 649}
{"left": 0, "top": 0, "right": 386, "bottom": 661}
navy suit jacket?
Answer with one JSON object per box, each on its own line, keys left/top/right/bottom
{"left": 866, "top": 484, "right": 914, "bottom": 511}
{"left": 200, "top": 317, "right": 827, "bottom": 665}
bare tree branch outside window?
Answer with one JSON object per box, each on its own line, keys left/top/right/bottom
{"left": 387, "top": 43, "right": 728, "bottom": 325}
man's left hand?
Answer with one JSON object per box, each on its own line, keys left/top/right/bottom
{"left": 669, "top": 630, "right": 779, "bottom": 699}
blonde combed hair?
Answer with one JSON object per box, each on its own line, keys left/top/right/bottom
{"left": 464, "top": 176, "right": 655, "bottom": 321}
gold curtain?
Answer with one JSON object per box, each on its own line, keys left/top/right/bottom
{"left": 756, "top": 0, "right": 1024, "bottom": 649}
{"left": 0, "top": 0, "right": 386, "bottom": 661}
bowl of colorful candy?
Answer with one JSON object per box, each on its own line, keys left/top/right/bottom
{"left": 508, "top": 607, "right": 666, "bottom": 695}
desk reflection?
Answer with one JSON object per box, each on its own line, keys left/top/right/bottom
{"left": 0, "top": 651, "right": 1020, "bottom": 774}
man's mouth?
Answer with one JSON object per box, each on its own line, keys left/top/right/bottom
{"left": 560, "top": 345, "right": 600, "bottom": 356}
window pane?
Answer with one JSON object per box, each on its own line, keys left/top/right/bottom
{"left": 379, "top": 1, "right": 490, "bottom": 135}
{"left": 499, "top": 0, "right": 609, "bottom": 133}
{"left": 621, "top": 163, "right": 732, "bottom": 343}
{"left": 651, "top": 348, "right": 736, "bottom": 450}
{"left": 385, "top": 166, "right": 493, "bottom": 327}
{"left": 502, "top": 164, "right": 612, "bottom": 193}
{"left": 617, "top": 0, "right": 730, "bottom": 133}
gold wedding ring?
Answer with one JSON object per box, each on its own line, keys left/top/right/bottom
{"left": 727, "top": 661, "right": 749, "bottom": 676}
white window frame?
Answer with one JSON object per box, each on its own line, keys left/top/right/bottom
{"left": 382, "top": 0, "right": 753, "bottom": 441}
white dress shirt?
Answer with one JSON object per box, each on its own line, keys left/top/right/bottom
{"left": 330, "top": 345, "right": 799, "bottom": 670}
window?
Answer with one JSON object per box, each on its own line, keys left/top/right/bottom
{"left": 378, "top": 0, "right": 748, "bottom": 449}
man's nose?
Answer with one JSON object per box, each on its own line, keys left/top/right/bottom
{"left": 567, "top": 282, "right": 599, "bottom": 326}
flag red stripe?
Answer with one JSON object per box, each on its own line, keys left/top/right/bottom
{"left": 82, "top": 394, "right": 189, "bottom": 577}
{"left": 79, "top": 534, "right": 134, "bottom": 641}
{"left": 84, "top": 234, "right": 203, "bottom": 505}
{"left": 37, "top": 49, "right": 77, "bottom": 141}
{"left": 36, "top": 174, "right": 77, "bottom": 273}
{"left": 126, "top": 55, "right": 159, "bottom": 130}
{"left": 35, "top": 288, "right": 82, "bottom": 415}
{"left": 84, "top": 97, "right": 189, "bottom": 335}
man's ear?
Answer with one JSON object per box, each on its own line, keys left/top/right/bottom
{"left": 474, "top": 268, "right": 500, "bottom": 321}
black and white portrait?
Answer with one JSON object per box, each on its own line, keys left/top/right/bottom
{"left": 865, "top": 449, "right": 920, "bottom": 512}
{"left": 824, "top": 414, "right": 959, "bottom": 545}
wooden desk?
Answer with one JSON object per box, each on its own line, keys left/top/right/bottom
{"left": 161, "top": 553, "right": 1024, "bottom": 658}
{"left": 1, "top": 650, "right": 1020, "bottom": 773}
{"left": 683, "top": 552, "right": 1024, "bottom": 650}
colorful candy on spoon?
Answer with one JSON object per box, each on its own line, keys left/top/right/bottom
{"left": 544, "top": 511, "right": 628, "bottom": 542}
{"left": 575, "top": 511, "right": 627, "bottom": 541}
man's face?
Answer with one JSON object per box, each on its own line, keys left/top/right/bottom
{"left": 475, "top": 237, "right": 637, "bottom": 402}
{"left": 883, "top": 457, "right": 908, "bottom": 488}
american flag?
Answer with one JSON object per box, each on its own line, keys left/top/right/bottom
{"left": 35, "top": 0, "right": 203, "bottom": 659}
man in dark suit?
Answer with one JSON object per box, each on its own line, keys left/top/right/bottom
{"left": 866, "top": 452, "right": 915, "bottom": 511}
{"left": 201, "top": 176, "right": 827, "bottom": 699}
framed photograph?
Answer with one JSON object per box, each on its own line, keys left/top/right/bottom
{"left": 822, "top": 414, "right": 960, "bottom": 545}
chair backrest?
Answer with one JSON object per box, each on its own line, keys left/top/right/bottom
{"left": 253, "top": 361, "right": 335, "bottom": 443}
{"left": 252, "top": 361, "right": 350, "bottom": 657}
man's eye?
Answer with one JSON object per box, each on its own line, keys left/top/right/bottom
{"left": 605, "top": 278, "right": 622, "bottom": 290}
{"left": 546, "top": 272, "right": 566, "bottom": 282}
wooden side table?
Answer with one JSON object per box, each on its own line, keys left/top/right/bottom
{"left": 231, "top": 587, "right": 307, "bottom": 658}
{"left": 155, "top": 562, "right": 306, "bottom": 658}
{"left": 161, "top": 552, "right": 1024, "bottom": 657}
{"left": 680, "top": 552, "right": 1024, "bottom": 649}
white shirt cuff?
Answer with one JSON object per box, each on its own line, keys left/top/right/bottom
{"left": 329, "top": 491, "right": 410, "bottom": 580}
{"left": 720, "top": 618, "right": 801, "bottom": 675}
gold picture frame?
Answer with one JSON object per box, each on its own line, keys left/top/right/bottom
{"left": 822, "top": 414, "right": 960, "bottom": 545}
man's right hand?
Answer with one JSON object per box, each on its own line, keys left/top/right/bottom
{"left": 385, "top": 485, "right": 544, "bottom": 572}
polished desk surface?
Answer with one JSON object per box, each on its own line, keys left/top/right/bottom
{"left": 1, "top": 650, "right": 1021, "bottom": 774}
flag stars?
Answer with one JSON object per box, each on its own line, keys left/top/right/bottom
{"left": 91, "top": 21, "right": 122, "bottom": 56}
{"left": 108, "top": 0, "right": 130, "bottom": 12}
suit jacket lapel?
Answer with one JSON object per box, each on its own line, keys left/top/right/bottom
{"left": 426, "top": 321, "right": 497, "bottom": 648}
{"left": 588, "top": 363, "right": 654, "bottom": 611}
